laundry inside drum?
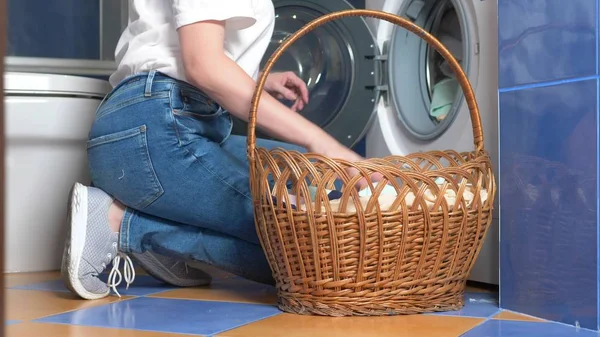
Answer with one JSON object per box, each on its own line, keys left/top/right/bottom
{"left": 425, "top": 1, "right": 463, "bottom": 124}
{"left": 388, "top": 0, "right": 469, "bottom": 141}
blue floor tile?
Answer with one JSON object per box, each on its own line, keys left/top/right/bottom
{"left": 429, "top": 292, "right": 499, "bottom": 318}
{"left": 35, "top": 297, "right": 282, "bottom": 336}
{"left": 461, "top": 320, "right": 599, "bottom": 337}
{"left": 11, "top": 275, "right": 176, "bottom": 296}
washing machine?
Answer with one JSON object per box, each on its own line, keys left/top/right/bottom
{"left": 234, "top": 0, "right": 499, "bottom": 284}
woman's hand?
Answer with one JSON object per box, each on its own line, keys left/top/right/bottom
{"left": 308, "top": 138, "right": 383, "bottom": 190}
{"left": 308, "top": 140, "right": 363, "bottom": 163}
{"left": 264, "top": 71, "right": 309, "bottom": 111}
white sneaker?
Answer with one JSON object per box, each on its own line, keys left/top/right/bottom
{"left": 61, "top": 183, "right": 135, "bottom": 299}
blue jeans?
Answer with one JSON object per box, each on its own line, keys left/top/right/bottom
{"left": 87, "top": 71, "right": 304, "bottom": 284}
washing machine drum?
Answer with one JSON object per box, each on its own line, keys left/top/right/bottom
{"left": 266, "top": 6, "right": 353, "bottom": 128}
{"left": 231, "top": 0, "right": 377, "bottom": 147}
{"left": 232, "top": 0, "right": 473, "bottom": 149}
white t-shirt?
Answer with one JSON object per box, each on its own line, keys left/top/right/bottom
{"left": 109, "top": 0, "right": 275, "bottom": 87}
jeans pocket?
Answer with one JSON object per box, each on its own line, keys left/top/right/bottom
{"left": 170, "top": 84, "right": 233, "bottom": 145}
{"left": 171, "top": 86, "right": 222, "bottom": 118}
{"left": 87, "top": 125, "right": 164, "bottom": 210}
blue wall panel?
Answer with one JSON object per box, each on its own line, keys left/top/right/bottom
{"left": 499, "top": 79, "right": 598, "bottom": 329}
{"left": 498, "top": 0, "right": 600, "bottom": 330}
{"left": 498, "top": 0, "right": 596, "bottom": 89}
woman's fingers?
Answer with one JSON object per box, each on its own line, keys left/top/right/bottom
{"left": 343, "top": 167, "right": 383, "bottom": 191}
{"left": 285, "top": 73, "right": 309, "bottom": 104}
{"left": 290, "top": 98, "right": 305, "bottom": 111}
{"left": 275, "top": 84, "right": 298, "bottom": 101}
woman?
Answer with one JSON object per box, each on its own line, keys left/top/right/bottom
{"left": 62, "top": 0, "right": 364, "bottom": 300}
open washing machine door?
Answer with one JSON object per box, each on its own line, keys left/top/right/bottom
{"left": 370, "top": 0, "right": 483, "bottom": 156}
{"left": 232, "top": 0, "right": 381, "bottom": 148}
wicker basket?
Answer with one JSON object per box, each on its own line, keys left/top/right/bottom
{"left": 246, "top": 9, "right": 496, "bottom": 316}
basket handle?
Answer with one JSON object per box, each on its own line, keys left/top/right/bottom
{"left": 247, "top": 9, "right": 484, "bottom": 161}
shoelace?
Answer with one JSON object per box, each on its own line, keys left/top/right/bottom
{"left": 173, "top": 260, "right": 190, "bottom": 274}
{"left": 107, "top": 253, "right": 136, "bottom": 297}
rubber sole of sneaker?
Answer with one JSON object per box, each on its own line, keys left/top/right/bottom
{"left": 61, "top": 183, "right": 110, "bottom": 300}
{"left": 131, "top": 252, "right": 212, "bottom": 287}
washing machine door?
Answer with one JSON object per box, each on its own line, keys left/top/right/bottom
{"left": 373, "top": 0, "right": 483, "bottom": 157}
{"left": 232, "top": 0, "right": 379, "bottom": 148}
{"left": 386, "top": 0, "right": 470, "bottom": 141}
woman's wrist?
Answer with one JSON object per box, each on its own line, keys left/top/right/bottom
{"left": 304, "top": 130, "right": 337, "bottom": 152}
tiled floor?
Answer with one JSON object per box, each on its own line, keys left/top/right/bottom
{"left": 4, "top": 266, "right": 598, "bottom": 337}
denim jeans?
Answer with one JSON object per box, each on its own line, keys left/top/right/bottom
{"left": 87, "top": 71, "right": 304, "bottom": 284}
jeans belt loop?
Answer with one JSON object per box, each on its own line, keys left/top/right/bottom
{"left": 144, "top": 70, "right": 157, "bottom": 97}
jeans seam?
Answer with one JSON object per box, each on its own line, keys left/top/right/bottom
{"left": 119, "top": 209, "right": 134, "bottom": 253}
{"left": 183, "top": 147, "right": 253, "bottom": 201}
{"left": 137, "top": 129, "right": 165, "bottom": 209}
{"left": 172, "top": 109, "right": 221, "bottom": 119}
{"left": 220, "top": 114, "right": 233, "bottom": 145}
{"left": 87, "top": 126, "right": 143, "bottom": 149}
{"left": 101, "top": 79, "right": 144, "bottom": 104}
{"left": 98, "top": 76, "right": 143, "bottom": 108}
{"left": 97, "top": 92, "right": 170, "bottom": 121}
{"left": 168, "top": 86, "right": 183, "bottom": 147}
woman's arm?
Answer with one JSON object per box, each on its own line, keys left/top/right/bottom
{"left": 177, "top": 20, "right": 350, "bottom": 154}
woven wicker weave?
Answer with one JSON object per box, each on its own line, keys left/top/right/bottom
{"left": 246, "top": 9, "right": 496, "bottom": 316}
